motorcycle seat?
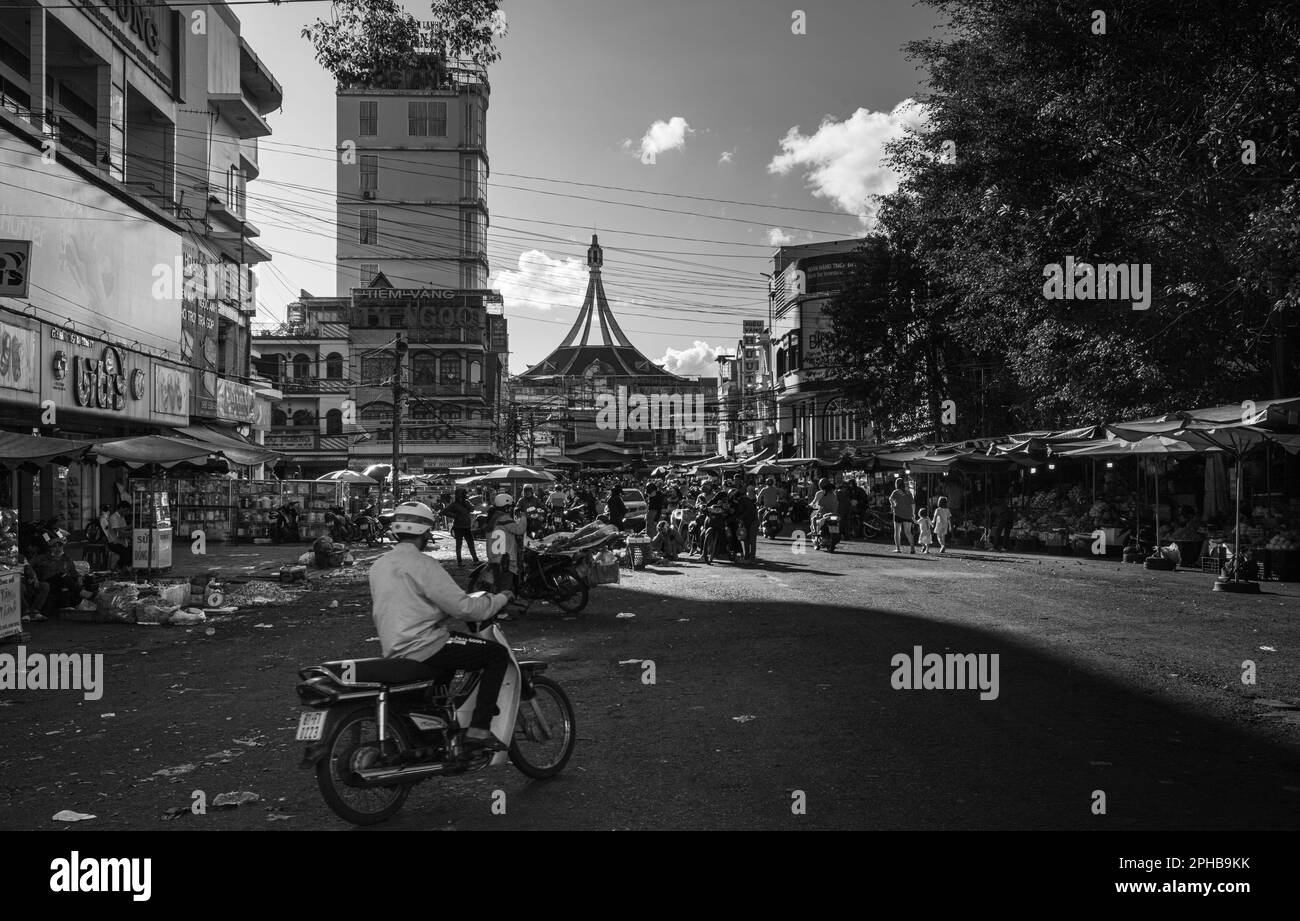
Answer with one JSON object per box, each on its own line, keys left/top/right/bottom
{"left": 321, "top": 657, "right": 453, "bottom": 686}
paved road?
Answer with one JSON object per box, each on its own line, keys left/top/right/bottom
{"left": 3, "top": 538, "right": 1299, "bottom": 830}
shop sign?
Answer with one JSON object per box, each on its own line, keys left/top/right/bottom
{"left": 215, "top": 378, "right": 258, "bottom": 424}
{"left": 152, "top": 363, "right": 189, "bottom": 420}
{"left": 45, "top": 335, "right": 153, "bottom": 419}
{"left": 100, "top": 0, "right": 161, "bottom": 55}
{"left": 265, "top": 432, "right": 316, "bottom": 450}
{"left": 0, "top": 239, "right": 32, "bottom": 298}
{"left": 0, "top": 320, "right": 38, "bottom": 392}
{"left": 349, "top": 301, "right": 487, "bottom": 333}
{"left": 801, "top": 253, "right": 860, "bottom": 295}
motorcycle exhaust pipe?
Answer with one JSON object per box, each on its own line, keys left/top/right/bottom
{"left": 354, "top": 761, "right": 451, "bottom": 786}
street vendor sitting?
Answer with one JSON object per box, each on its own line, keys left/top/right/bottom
{"left": 31, "top": 540, "right": 88, "bottom": 614}
{"left": 649, "top": 519, "right": 685, "bottom": 562}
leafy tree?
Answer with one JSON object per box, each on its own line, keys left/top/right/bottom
{"left": 283, "top": 0, "right": 507, "bottom": 84}
{"left": 873, "top": 0, "right": 1300, "bottom": 428}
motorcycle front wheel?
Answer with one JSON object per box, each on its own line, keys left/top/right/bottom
{"left": 511, "top": 675, "right": 576, "bottom": 779}
{"left": 316, "top": 706, "right": 415, "bottom": 826}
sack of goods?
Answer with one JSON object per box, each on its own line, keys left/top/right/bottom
{"left": 589, "top": 550, "right": 621, "bottom": 585}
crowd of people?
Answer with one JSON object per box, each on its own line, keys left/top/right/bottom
{"left": 408, "top": 468, "right": 966, "bottom": 574}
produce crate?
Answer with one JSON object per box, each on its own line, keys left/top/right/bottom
{"left": 1200, "top": 556, "right": 1223, "bottom": 575}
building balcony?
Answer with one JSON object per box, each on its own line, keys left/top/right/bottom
{"left": 265, "top": 431, "right": 352, "bottom": 452}
{"left": 239, "top": 38, "right": 284, "bottom": 115}
{"left": 277, "top": 377, "right": 350, "bottom": 395}
{"left": 409, "top": 381, "right": 485, "bottom": 398}
{"left": 210, "top": 91, "right": 272, "bottom": 139}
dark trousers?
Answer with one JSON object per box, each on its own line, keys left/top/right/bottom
{"left": 421, "top": 633, "right": 510, "bottom": 730}
{"left": 107, "top": 543, "right": 130, "bottom": 569}
{"left": 453, "top": 527, "right": 479, "bottom": 563}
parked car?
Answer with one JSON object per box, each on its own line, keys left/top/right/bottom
{"left": 621, "top": 488, "right": 648, "bottom": 518}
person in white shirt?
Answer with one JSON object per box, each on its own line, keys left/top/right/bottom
{"left": 368, "top": 501, "right": 514, "bottom": 754}
{"left": 106, "top": 502, "right": 131, "bottom": 570}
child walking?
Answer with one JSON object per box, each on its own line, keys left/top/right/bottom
{"left": 932, "top": 496, "right": 952, "bottom": 553}
{"left": 916, "top": 509, "right": 934, "bottom": 553}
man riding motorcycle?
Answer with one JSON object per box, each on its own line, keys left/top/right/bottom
{"left": 367, "top": 501, "right": 515, "bottom": 754}
{"left": 810, "top": 478, "right": 839, "bottom": 542}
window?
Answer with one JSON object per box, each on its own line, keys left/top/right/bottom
{"left": 360, "top": 263, "right": 378, "bottom": 286}
{"left": 325, "top": 408, "right": 343, "bottom": 435}
{"left": 325, "top": 353, "right": 343, "bottom": 380}
{"left": 292, "top": 409, "right": 315, "bottom": 428}
{"left": 440, "top": 355, "right": 461, "bottom": 383}
{"left": 359, "top": 209, "right": 377, "bottom": 245}
{"left": 271, "top": 407, "right": 287, "bottom": 427}
{"left": 292, "top": 354, "right": 311, "bottom": 379}
{"left": 824, "top": 398, "right": 863, "bottom": 443}
{"left": 462, "top": 211, "right": 479, "bottom": 255}
{"left": 468, "top": 360, "right": 482, "bottom": 384}
{"left": 360, "top": 155, "right": 378, "bottom": 193}
{"left": 408, "top": 101, "right": 447, "bottom": 137}
{"left": 361, "top": 355, "right": 395, "bottom": 384}
{"left": 411, "top": 352, "right": 437, "bottom": 386}
{"left": 358, "top": 100, "right": 377, "bottom": 136}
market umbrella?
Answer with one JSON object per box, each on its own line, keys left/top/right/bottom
{"left": 91, "top": 435, "right": 226, "bottom": 470}
{"left": 316, "top": 469, "right": 377, "bottom": 484}
{"left": 746, "top": 462, "right": 785, "bottom": 477}
{"left": 1106, "top": 421, "right": 1300, "bottom": 588}
{"left": 651, "top": 465, "right": 675, "bottom": 477}
{"left": 0, "top": 432, "right": 96, "bottom": 471}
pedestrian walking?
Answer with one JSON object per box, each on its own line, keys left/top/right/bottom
{"left": 916, "top": 510, "right": 934, "bottom": 553}
{"left": 889, "top": 478, "right": 916, "bottom": 553}
{"left": 604, "top": 485, "right": 626, "bottom": 530}
{"left": 645, "top": 481, "right": 664, "bottom": 534}
{"left": 932, "top": 496, "right": 952, "bottom": 553}
{"left": 445, "top": 489, "right": 480, "bottom": 567}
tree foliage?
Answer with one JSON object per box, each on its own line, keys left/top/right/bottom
{"left": 284, "top": 0, "right": 507, "bottom": 84}
{"left": 828, "top": 0, "right": 1300, "bottom": 435}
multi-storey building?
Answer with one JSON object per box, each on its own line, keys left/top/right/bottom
{"left": 769, "top": 238, "right": 872, "bottom": 459}
{"left": 0, "top": 0, "right": 280, "bottom": 523}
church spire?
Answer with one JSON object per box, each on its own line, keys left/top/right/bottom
{"left": 587, "top": 234, "right": 603, "bottom": 270}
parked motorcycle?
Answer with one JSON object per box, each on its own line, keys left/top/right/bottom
{"left": 466, "top": 546, "right": 590, "bottom": 614}
{"left": 813, "top": 513, "right": 841, "bottom": 552}
{"left": 353, "top": 512, "right": 387, "bottom": 547}
{"left": 296, "top": 605, "right": 576, "bottom": 826}
{"left": 761, "top": 506, "right": 783, "bottom": 539}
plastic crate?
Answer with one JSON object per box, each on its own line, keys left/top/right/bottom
{"left": 1200, "top": 556, "right": 1223, "bottom": 575}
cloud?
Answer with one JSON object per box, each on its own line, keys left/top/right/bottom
{"left": 657, "top": 340, "right": 722, "bottom": 377}
{"left": 489, "top": 249, "right": 588, "bottom": 313}
{"left": 630, "top": 116, "right": 693, "bottom": 165}
{"left": 718, "top": 148, "right": 735, "bottom": 164}
{"left": 767, "top": 99, "right": 926, "bottom": 225}
{"left": 766, "top": 228, "right": 793, "bottom": 246}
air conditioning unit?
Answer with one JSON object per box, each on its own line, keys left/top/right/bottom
{"left": 362, "top": 190, "right": 375, "bottom": 200}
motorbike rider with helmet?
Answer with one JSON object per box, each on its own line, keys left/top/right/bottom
{"left": 810, "top": 478, "right": 839, "bottom": 541}
{"left": 368, "top": 500, "right": 514, "bottom": 754}
{"left": 484, "top": 493, "right": 526, "bottom": 594}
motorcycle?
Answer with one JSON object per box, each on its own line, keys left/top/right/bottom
{"left": 296, "top": 604, "right": 576, "bottom": 826}
{"left": 466, "top": 546, "right": 590, "bottom": 614}
{"left": 326, "top": 509, "right": 356, "bottom": 544}
{"left": 761, "top": 506, "right": 783, "bottom": 539}
{"left": 524, "top": 507, "right": 548, "bottom": 540}
{"left": 813, "top": 513, "right": 841, "bottom": 552}
{"left": 353, "top": 512, "right": 387, "bottom": 547}
{"left": 699, "top": 505, "right": 740, "bottom": 565}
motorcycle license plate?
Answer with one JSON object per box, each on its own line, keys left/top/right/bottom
{"left": 830, "top": 524, "right": 839, "bottom": 534}
{"left": 296, "top": 711, "right": 327, "bottom": 741}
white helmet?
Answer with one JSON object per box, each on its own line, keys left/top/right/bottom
{"left": 391, "top": 501, "right": 437, "bottom": 536}
{"left": 493, "top": 493, "right": 514, "bottom": 508}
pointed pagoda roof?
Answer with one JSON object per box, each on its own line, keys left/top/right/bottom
{"left": 521, "top": 235, "right": 685, "bottom": 381}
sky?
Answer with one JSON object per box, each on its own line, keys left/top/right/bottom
{"left": 234, "top": 0, "right": 942, "bottom": 374}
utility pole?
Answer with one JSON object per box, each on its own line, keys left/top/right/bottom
{"left": 391, "top": 333, "right": 407, "bottom": 505}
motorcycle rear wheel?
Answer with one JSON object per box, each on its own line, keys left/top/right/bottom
{"left": 316, "top": 706, "right": 415, "bottom": 826}
{"left": 511, "top": 675, "right": 576, "bottom": 779}
{"left": 549, "top": 572, "right": 588, "bottom": 614}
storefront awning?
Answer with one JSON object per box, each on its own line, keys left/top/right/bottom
{"left": 0, "top": 432, "right": 96, "bottom": 467}
{"left": 171, "top": 423, "right": 281, "bottom": 467}
{"left": 91, "top": 435, "right": 227, "bottom": 470}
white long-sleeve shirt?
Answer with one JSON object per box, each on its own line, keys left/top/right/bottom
{"left": 369, "top": 542, "right": 508, "bottom": 661}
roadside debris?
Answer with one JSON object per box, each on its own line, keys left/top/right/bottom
{"left": 52, "top": 810, "right": 96, "bottom": 822}
{"left": 732, "top": 715, "right": 756, "bottom": 724}
{"left": 153, "top": 764, "right": 197, "bottom": 778}
{"left": 213, "top": 791, "right": 260, "bottom": 808}
{"left": 615, "top": 612, "right": 636, "bottom": 619}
